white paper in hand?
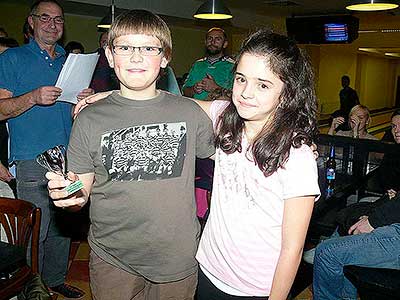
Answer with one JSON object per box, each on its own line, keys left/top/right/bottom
{"left": 55, "top": 53, "right": 99, "bottom": 104}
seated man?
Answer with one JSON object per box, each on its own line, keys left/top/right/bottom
{"left": 312, "top": 195, "right": 400, "bottom": 300}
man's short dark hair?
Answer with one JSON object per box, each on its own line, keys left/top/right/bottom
{"left": 0, "top": 28, "right": 8, "bottom": 37}
{"left": 99, "top": 31, "right": 107, "bottom": 44}
{"left": 65, "top": 41, "right": 84, "bottom": 54}
{"left": 30, "top": 0, "right": 64, "bottom": 16}
{"left": 0, "top": 37, "right": 19, "bottom": 48}
{"left": 341, "top": 75, "right": 350, "bottom": 82}
{"left": 23, "top": 19, "right": 32, "bottom": 34}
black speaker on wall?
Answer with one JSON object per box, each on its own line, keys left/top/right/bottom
{"left": 286, "top": 15, "right": 359, "bottom": 44}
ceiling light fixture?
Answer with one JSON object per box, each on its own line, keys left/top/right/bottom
{"left": 346, "top": 0, "right": 399, "bottom": 11}
{"left": 358, "top": 47, "right": 381, "bottom": 53}
{"left": 97, "top": 0, "right": 115, "bottom": 29}
{"left": 194, "top": 0, "right": 233, "bottom": 20}
{"left": 358, "top": 30, "right": 380, "bottom": 33}
{"left": 385, "top": 52, "right": 400, "bottom": 57}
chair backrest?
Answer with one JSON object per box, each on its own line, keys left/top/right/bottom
{"left": 0, "top": 197, "right": 41, "bottom": 273}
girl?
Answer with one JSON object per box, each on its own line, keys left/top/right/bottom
{"left": 195, "top": 29, "right": 320, "bottom": 299}
{"left": 62, "top": 28, "right": 320, "bottom": 300}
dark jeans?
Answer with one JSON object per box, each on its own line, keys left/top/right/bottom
{"left": 197, "top": 268, "right": 269, "bottom": 300}
{"left": 16, "top": 159, "right": 70, "bottom": 287}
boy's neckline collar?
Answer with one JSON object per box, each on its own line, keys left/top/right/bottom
{"left": 119, "top": 89, "right": 160, "bottom": 100}
{"left": 110, "top": 90, "right": 165, "bottom": 106}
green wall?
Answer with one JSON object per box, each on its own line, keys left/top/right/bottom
{"left": 169, "top": 26, "right": 206, "bottom": 77}
{"left": 302, "top": 43, "right": 399, "bottom": 114}
{"left": 357, "top": 54, "right": 398, "bottom": 109}
{"left": 0, "top": 2, "right": 30, "bottom": 45}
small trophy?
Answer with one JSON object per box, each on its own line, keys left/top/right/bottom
{"left": 36, "top": 145, "right": 83, "bottom": 196}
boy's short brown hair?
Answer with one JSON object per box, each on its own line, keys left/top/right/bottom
{"left": 108, "top": 9, "right": 172, "bottom": 62}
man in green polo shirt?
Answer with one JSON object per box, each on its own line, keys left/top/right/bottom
{"left": 183, "top": 27, "right": 234, "bottom": 101}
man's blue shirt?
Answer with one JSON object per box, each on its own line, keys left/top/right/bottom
{"left": 0, "top": 39, "right": 72, "bottom": 161}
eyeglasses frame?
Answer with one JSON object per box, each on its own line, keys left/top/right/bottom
{"left": 31, "top": 13, "right": 65, "bottom": 24}
{"left": 111, "top": 45, "right": 163, "bottom": 57}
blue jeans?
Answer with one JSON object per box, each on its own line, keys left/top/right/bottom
{"left": 313, "top": 223, "right": 400, "bottom": 300}
{"left": 16, "top": 159, "right": 70, "bottom": 287}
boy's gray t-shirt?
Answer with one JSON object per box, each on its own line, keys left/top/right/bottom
{"left": 67, "top": 91, "right": 215, "bottom": 282}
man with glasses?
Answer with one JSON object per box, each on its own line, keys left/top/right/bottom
{"left": 183, "top": 27, "right": 234, "bottom": 101}
{"left": 0, "top": 0, "right": 92, "bottom": 298}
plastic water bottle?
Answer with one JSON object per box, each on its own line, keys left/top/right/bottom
{"left": 326, "top": 145, "right": 336, "bottom": 196}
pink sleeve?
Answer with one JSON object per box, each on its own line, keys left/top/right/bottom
{"left": 210, "top": 100, "right": 230, "bottom": 129}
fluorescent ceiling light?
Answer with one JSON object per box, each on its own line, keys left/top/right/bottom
{"left": 358, "top": 47, "right": 381, "bottom": 53}
{"left": 385, "top": 52, "right": 400, "bottom": 57}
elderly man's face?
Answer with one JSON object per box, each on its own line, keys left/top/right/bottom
{"left": 29, "top": 2, "right": 64, "bottom": 48}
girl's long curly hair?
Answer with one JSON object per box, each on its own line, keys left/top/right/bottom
{"left": 215, "top": 29, "right": 318, "bottom": 177}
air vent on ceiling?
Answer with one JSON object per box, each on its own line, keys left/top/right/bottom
{"left": 263, "top": 0, "right": 300, "bottom": 6}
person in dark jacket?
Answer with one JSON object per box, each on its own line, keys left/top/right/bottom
{"left": 361, "top": 109, "right": 400, "bottom": 197}
{"left": 89, "top": 32, "right": 118, "bottom": 92}
{"left": 339, "top": 75, "right": 359, "bottom": 118}
{"left": 312, "top": 109, "right": 400, "bottom": 300}
{"left": 330, "top": 75, "right": 360, "bottom": 132}
{"left": 313, "top": 193, "right": 400, "bottom": 300}
{"left": 378, "top": 109, "right": 400, "bottom": 193}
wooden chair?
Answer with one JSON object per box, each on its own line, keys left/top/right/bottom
{"left": 0, "top": 197, "right": 41, "bottom": 300}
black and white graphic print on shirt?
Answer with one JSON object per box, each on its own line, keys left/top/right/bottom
{"left": 101, "top": 122, "right": 187, "bottom": 181}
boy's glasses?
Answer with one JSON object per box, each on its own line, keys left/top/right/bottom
{"left": 31, "top": 14, "right": 64, "bottom": 24}
{"left": 112, "top": 45, "right": 163, "bottom": 56}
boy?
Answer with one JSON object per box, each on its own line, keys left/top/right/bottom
{"left": 47, "top": 10, "right": 214, "bottom": 300}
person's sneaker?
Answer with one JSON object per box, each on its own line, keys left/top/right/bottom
{"left": 49, "top": 283, "right": 85, "bottom": 299}
{"left": 303, "top": 247, "right": 316, "bottom": 264}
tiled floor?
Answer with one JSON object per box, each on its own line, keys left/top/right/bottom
{"left": 65, "top": 241, "right": 312, "bottom": 300}
{"left": 65, "top": 241, "right": 91, "bottom": 300}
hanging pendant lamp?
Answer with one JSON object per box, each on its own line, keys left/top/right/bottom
{"left": 97, "top": 0, "right": 115, "bottom": 29}
{"left": 194, "top": 0, "right": 233, "bottom": 20}
{"left": 346, "top": 0, "right": 399, "bottom": 11}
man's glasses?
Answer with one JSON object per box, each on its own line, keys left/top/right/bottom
{"left": 31, "top": 14, "right": 64, "bottom": 24}
{"left": 112, "top": 45, "right": 163, "bottom": 56}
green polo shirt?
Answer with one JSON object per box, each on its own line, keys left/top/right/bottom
{"left": 183, "top": 56, "right": 235, "bottom": 100}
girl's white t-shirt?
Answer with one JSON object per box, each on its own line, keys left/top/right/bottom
{"left": 196, "top": 100, "right": 320, "bottom": 296}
